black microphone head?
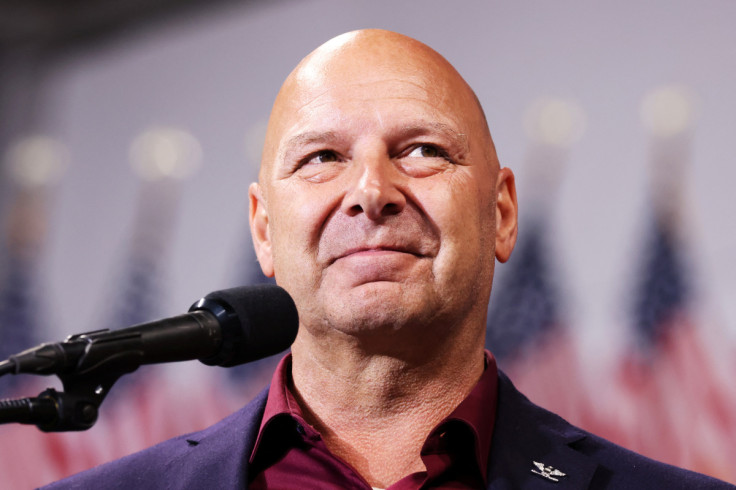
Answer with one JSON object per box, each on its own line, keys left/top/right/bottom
{"left": 191, "top": 284, "right": 298, "bottom": 367}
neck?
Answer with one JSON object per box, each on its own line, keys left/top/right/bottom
{"left": 289, "top": 323, "right": 485, "bottom": 487}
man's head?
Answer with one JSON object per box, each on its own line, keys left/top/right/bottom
{"left": 250, "top": 29, "right": 517, "bottom": 354}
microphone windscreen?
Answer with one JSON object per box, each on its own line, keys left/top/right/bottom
{"left": 201, "top": 284, "right": 299, "bottom": 366}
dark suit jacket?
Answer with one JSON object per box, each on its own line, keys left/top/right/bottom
{"left": 44, "top": 371, "right": 734, "bottom": 489}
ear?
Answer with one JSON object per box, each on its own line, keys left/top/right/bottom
{"left": 249, "top": 182, "right": 275, "bottom": 277}
{"left": 494, "top": 167, "right": 518, "bottom": 263}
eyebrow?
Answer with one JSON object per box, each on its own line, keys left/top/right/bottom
{"left": 275, "top": 131, "right": 345, "bottom": 174}
{"left": 394, "top": 121, "right": 468, "bottom": 150}
{"left": 282, "top": 131, "right": 341, "bottom": 151}
{"left": 281, "top": 121, "right": 468, "bottom": 153}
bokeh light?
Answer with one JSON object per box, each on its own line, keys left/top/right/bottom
{"left": 524, "top": 97, "right": 587, "bottom": 147}
{"left": 641, "top": 85, "right": 697, "bottom": 137}
{"left": 5, "top": 135, "right": 69, "bottom": 187}
{"left": 130, "top": 126, "right": 202, "bottom": 181}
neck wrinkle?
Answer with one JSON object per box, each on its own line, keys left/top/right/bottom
{"left": 289, "top": 320, "right": 486, "bottom": 424}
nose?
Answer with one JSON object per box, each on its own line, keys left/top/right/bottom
{"left": 341, "top": 157, "right": 406, "bottom": 220}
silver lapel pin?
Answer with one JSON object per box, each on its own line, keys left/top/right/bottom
{"left": 532, "top": 461, "right": 567, "bottom": 482}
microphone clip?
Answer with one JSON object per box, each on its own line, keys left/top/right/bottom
{"left": 0, "top": 351, "right": 132, "bottom": 431}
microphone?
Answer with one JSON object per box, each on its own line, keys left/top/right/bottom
{"left": 0, "top": 284, "right": 299, "bottom": 378}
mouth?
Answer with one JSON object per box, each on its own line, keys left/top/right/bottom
{"left": 331, "top": 246, "right": 423, "bottom": 265}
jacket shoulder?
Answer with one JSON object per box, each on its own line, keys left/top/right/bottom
{"left": 489, "top": 371, "right": 734, "bottom": 489}
{"left": 41, "top": 387, "right": 269, "bottom": 490}
{"left": 575, "top": 429, "right": 734, "bottom": 489}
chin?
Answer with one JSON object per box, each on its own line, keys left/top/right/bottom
{"left": 326, "top": 286, "right": 434, "bottom": 335}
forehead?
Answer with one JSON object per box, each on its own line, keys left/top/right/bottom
{"left": 282, "top": 64, "right": 478, "bottom": 138}
{"left": 287, "top": 79, "right": 462, "bottom": 136}
{"left": 261, "top": 32, "right": 490, "bottom": 177}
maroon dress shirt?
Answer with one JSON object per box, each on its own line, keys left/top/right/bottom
{"left": 248, "top": 351, "right": 498, "bottom": 489}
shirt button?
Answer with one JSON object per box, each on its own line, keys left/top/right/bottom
{"left": 295, "top": 423, "right": 306, "bottom": 436}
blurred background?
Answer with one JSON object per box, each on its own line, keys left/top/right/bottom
{"left": 1, "top": 0, "right": 735, "bottom": 487}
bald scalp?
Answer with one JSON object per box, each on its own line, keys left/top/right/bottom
{"left": 259, "top": 29, "right": 497, "bottom": 184}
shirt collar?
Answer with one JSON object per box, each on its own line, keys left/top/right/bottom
{"left": 249, "top": 354, "right": 307, "bottom": 464}
{"left": 249, "top": 350, "right": 499, "bottom": 479}
{"left": 436, "top": 350, "right": 498, "bottom": 481}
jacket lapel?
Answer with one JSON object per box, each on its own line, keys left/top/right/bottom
{"left": 176, "top": 386, "right": 269, "bottom": 488}
{"left": 487, "top": 372, "right": 600, "bottom": 489}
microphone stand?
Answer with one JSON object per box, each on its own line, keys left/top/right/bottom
{"left": 0, "top": 364, "right": 134, "bottom": 431}
{"left": 0, "top": 330, "right": 146, "bottom": 432}
{"left": 2, "top": 363, "right": 136, "bottom": 431}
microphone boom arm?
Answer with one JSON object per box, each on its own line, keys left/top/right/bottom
{"left": 0, "top": 310, "right": 223, "bottom": 431}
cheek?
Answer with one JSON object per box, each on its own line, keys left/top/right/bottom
{"left": 424, "top": 171, "right": 495, "bottom": 265}
{"left": 269, "top": 183, "right": 339, "bottom": 273}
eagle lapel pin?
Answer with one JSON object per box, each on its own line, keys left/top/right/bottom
{"left": 532, "top": 461, "right": 567, "bottom": 482}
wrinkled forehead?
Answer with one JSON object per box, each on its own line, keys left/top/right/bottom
{"left": 260, "top": 31, "right": 491, "bottom": 178}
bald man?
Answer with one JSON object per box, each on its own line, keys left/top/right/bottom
{"left": 47, "top": 30, "right": 733, "bottom": 489}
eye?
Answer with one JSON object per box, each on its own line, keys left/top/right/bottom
{"left": 398, "top": 143, "right": 454, "bottom": 178}
{"left": 294, "top": 149, "right": 345, "bottom": 183}
{"left": 406, "top": 144, "right": 445, "bottom": 159}
{"left": 303, "top": 150, "right": 340, "bottom": 165}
